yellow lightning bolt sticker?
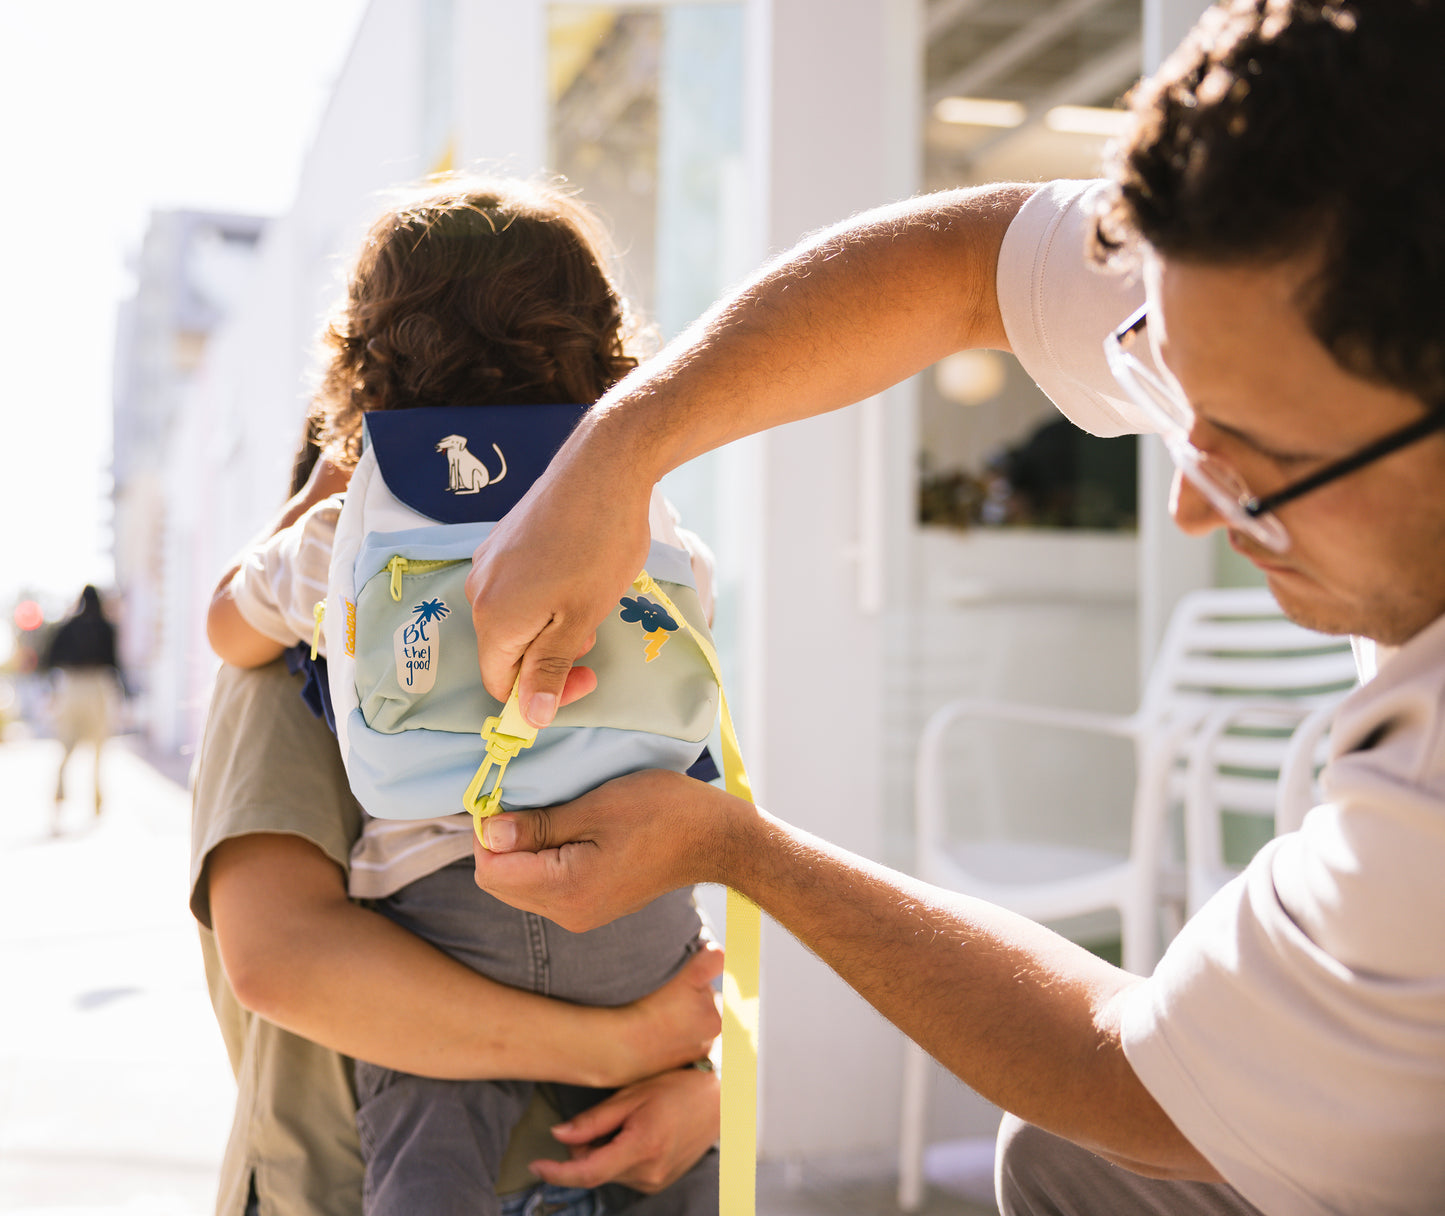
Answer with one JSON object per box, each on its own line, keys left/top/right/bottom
{"left": 643, "top": 628, "right": 670, "bottom": 663}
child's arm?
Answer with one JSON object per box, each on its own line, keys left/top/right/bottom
{"left": 207, "top": 457, "right": 350, "bottom": 667}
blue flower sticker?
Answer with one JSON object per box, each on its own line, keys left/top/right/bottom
{"left": 619, "top": 595, "right": 678, "bottom": 633}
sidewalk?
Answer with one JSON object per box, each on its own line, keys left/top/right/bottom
{"left": 0, "top": 734, "right": 232, "bottom": 1215}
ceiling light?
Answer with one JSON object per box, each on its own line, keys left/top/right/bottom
{"left": 933, "top": 97, "right": 1027, "bottom": 128}
{"left": 935, "top": 350, "right": 1007, "bottom": 406}
{"left": 1043, "top": 105, "right": 1132, "bottom": 137}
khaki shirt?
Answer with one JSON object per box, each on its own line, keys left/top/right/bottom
{"left": 190, "top": 660, "right": 557, "bottom": 1216}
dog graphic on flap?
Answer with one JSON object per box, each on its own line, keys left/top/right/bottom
{"left": 437, "top": 433, "right": 508, "bottom": 494}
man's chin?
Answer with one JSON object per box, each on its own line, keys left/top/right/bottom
{"left": 1257, "top": 571, "right": 1351, "bottom": 638}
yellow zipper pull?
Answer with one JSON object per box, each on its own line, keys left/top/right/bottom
{"left": 311, "top": 601, "right": 326, "bottom": 660}
{"left": 388, "top": 556, "right": 408, "bottom": 601}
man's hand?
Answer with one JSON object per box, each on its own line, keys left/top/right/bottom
{"left": 464, "top": 424, "right": 653, "bottom": 727}
{"left": 473, "top": 770, "right": 745, "bottom": 932}
{"left": 605, "top": 942, "right": 723, "bottom": 1085}
{"left": 530, "top": 1066, "right": 720, "bottom": 1194}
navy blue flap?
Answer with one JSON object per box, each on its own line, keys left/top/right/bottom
{"left": 365, "top": 405, "right": 590, "bottom": 524}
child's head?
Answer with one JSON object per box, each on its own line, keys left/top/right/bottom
{"left": 315, "top": 177, "right": 639, "bottom": 464}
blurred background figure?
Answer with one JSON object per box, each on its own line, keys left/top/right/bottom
{"left": 41, "top": 584, "right": 122, "bottom": 826}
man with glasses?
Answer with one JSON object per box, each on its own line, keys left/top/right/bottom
{"left": 464, "top": 2, "right": 1445, "bottom": 1212}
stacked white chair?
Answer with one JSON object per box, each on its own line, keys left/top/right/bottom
{"left": 897, "top": 586, "right": 1358, "bottom": 1211}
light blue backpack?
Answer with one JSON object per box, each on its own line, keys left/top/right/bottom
{"left": 323, "top": 405, "right": 720, "bottom": 824}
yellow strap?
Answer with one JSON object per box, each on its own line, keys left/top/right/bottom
{"left": 633, "top": 573, "right": 759, "bottom": 1216}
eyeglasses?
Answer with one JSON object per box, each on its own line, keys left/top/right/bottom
{"left": 1103, "top": 303, "right": 1445, "bottom": 554}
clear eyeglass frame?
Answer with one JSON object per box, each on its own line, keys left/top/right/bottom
{"left": 1104, "top": 305, "right": 1292, "bottom": 552}
{"left": 1106, "top": 303, "right": 1445, "bottom": 557}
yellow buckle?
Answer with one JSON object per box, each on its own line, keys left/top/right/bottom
{"left": 464, "top": 683, "right": 539, "bottom": 838}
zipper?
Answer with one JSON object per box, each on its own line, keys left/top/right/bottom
{"left": 310, "top": 601, "right": 326, "bottom": 659}
{"left": 386, "top": 555, "right": 464, "bottom": 601}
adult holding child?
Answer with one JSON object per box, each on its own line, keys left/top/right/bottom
{"left": 466, "top": 2, "right": 1445, "bottom": 1213}
{"left": 197, "top": 178, "right": 726, "bottom": 1216}
{"left": 194, "top": 440, "right": 722, "bottom": 1216}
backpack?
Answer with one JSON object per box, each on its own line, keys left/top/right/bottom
{"left": 322, "top": 404, "right": 721, "bottom": 824}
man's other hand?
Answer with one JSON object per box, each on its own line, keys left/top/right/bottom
{"left": 473, "top": 770, "right": 743, "bottom": 932}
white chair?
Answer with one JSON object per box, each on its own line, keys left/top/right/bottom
{"left": 896, "top": 586, "right": 1357, "bottom": 1212}
{"left": 1183, "top": 694, "right": 1346, "bottom": 914}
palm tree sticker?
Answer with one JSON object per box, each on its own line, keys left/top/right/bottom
{"left": 409, "top": 598, "right": 450, "bottom": 638}
{"left": 619, "top": 595, "right": 678, "bottom": 662}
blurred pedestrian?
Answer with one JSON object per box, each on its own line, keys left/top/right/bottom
{"left": 42, "top": 584, "right": 121, "bottom": 824}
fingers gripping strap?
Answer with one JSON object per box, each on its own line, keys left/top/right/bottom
{"left": 633, "top": 572, "right": 760, "bottom": 1216}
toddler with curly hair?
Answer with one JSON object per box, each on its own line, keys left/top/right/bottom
{"left": 207, "top": 177, "right": 719, "bottom": 1216}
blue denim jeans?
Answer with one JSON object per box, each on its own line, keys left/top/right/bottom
{"left": 355, "top": 859, "right": 709, "bottom": 1216}
{"left": 499, "top": 1182, "right": 605, "bottom": 1216}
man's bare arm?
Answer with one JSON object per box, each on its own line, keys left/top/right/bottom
{"left": 466, "top": 184, "right": 1037, "bottom": 724}
{"left": 473, "top": 771, "right": 1216, "bottom": 1180}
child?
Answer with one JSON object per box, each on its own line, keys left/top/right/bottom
{"left": 207, "top": 179, "right": 719, "bottom": 1216}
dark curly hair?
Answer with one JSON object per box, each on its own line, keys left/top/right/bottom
{"left": 315, "top": 177, "right": 641, "bottom": 464}
{"left": 1094, "top": 0, "right": 1445, "bottom": 405}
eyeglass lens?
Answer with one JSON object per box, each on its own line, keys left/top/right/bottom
{"left": 1108, "top": 313, "right": 1292, "bottom": 553}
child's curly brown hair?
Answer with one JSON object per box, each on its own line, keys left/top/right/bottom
{"left": 314, "top": 177, "right": 641, "bottom": 464}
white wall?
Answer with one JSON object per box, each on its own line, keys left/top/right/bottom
{"left": 740, "top": 0, "right": 944, "bottom": 1161}
{"left": 1136, "top": 0, "right": 1214, "bottom": 673}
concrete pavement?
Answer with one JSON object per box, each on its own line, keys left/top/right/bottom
{"left": 0, "top": 733, "right": 232, "bottom": 1216}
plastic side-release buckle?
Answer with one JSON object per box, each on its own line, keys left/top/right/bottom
{"left": 464, "top": 681, "right": 539, "bottom": 838}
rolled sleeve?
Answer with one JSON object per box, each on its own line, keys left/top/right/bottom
{"left": 996, "top": 179, "right": 1152, "bottom": 437}
{"left": 189, "top": 660, "right": 362, "bottom": 928}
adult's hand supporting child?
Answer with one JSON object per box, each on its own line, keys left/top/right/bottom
{"left": 533, "top": 1064, "right": 721, "bottom": 1194}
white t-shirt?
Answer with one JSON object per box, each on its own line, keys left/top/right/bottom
{"left": 1000, "top": 179, "right": 1445, "bottom": 1214}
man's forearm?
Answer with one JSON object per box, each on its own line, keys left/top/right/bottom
{"left": 716, "top": 803, "right": 1214, "bottom": 1179}
{"left": 570, "top": 183, "right": 1036, "bottom": 486}
{"left": 477, "top": 771, "right": 1211, "bottom": 1176}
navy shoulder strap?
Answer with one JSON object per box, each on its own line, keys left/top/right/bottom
{"left": 364, "top": 404, "right": 589, "bottom": 524}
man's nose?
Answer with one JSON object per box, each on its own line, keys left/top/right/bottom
{"left": 1169, "top": 467, "right": 1227, "bottom": 536}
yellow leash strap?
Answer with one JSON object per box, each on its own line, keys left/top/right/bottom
{"left": 633, "top": 572, "right": 760, "bottom": 1216}
{"left": 463, "top": 570, "right": 761, "bottom": 1215}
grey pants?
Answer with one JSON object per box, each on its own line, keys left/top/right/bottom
{"left": 355, "top": 859, "right": 713, "bottom": 1216}
{"left": 996, "top": 1115, "right": 1265, "bottom": 1216}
